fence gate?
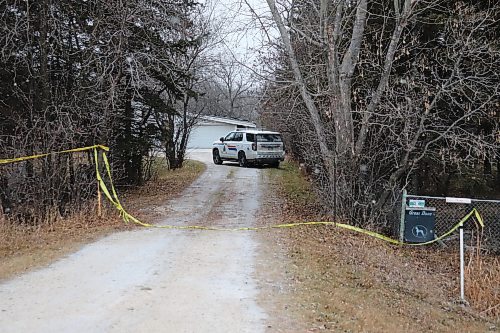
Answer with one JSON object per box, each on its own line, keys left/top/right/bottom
{"left": 397, "top": 191, "right": 500, "bottom": 252}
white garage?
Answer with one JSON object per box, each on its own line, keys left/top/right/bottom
{"left": 188, "top": 116, "right": 256, "bottom": 149}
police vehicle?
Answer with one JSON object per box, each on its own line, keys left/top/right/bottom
{"left": 212, "top": 130, "right": 285, "bottom": 167}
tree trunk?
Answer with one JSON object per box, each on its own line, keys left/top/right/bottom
{"left": 266, "top": 0, "right": 335, "bottom": 185}
{"left": 39, "top": 0, "right": 50, "bottom": 115}
{"left": 483, "top": 155, "right": 492, "bottom": 175}
{"left": 175, "top": 96, "right": 190, "bottom": 168}
{"left": 123, "top": 74, "right": 142, "bottom": 185}
{"left": 334, "top": 0, "right": 367, "bottom": 158}
{"left": 165, "top": 114, "right": 177, "bottom": 169}
{"left": 497, "top": 154, "right": 500, "bottom": 189}
{"left": 355, "top": 0, "right": 413, "bottom": 156}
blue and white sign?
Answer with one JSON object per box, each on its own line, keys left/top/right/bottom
{"left": 408, "top": 199, "right": 425, "bottom": 208}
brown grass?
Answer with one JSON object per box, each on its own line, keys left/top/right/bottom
{"left": 0, "top": 207, "right": 127, "bottom": 280}
{"left": 123, "top": 159, "right": 206, "bottom": 217}
{"left": 263, "top": 160, "right": 499, "bottom": 331}
{"left": 466, "top": 250, "right": 500, "bottom": 317}
{"left": 0, "top": 159, "right": 206, "bottom": 281}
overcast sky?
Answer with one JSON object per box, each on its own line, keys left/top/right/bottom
{"left": 204, "top": 0, "right": 276, "bottom": 68}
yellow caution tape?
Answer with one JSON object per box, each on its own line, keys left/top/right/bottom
{"left": 334, "top": 207, "right": 483, "bottom": 246}
{"left": 93, "top": 148, "right": 341, "bottom": 231}
{"left": 0, "top": 145, "right": 109, "bottom": 164}
{"left": 0, "top": 145, "right": 485, "bottom": 246}
{"left": 92, "top": 147, "right": 485, "bottom": 245}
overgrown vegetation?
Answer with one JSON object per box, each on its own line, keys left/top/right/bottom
{"left": 268, "top": 161, "right": 320, "bottom": 216}
{"left": 266, "top": 162, "right": 499, "bottom": 325}
{"left": 0, "top": 0, "right": 217, "bottom": 223}
{"left": 260, "top": 0, "right": 499, "bottom": 227}
{"left": 466, "top": 244, "right": 500, "bottom": 316}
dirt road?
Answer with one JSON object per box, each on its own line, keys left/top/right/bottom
{"left": 0, "top": 150, "right": 268, "bottom": 333}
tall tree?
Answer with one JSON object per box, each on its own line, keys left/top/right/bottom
{"left": 260, "top": 0, "right": 499, "bottom": 224}
{"left": 0, "top": 0, "right": 210, "bottom": 221}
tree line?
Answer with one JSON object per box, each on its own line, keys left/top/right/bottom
{"left": 0, "top": 0, "right": 257, "bottom": 222}
{"left": 259, "top": 0, "right": 499, "bottom": 226}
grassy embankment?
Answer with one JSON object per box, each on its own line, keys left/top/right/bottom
{"left": 266, "top": 161, "right": 498, "bottom": 331}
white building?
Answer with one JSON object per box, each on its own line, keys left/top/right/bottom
{"left": 187, "top": 115, "right": 256, "bottom": 149}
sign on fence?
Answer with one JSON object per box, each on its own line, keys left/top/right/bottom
{"left": 404, "top": 207, "right": 436, "bottom": 243}
{"left": 408, "top": 199, "right": 425, "bottom": 208}
{"left": 445, "top": 197, "right": 472, "bottom": 204}
{"left": 399, "top": 192, "right": 500, "bottom": 251}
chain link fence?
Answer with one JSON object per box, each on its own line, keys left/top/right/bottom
{"left": 395, "top": 192, "right": 500, "bottom": 253}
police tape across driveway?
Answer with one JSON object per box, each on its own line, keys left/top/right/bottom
{"left": 1, "top": 145, "right": 484, "bottom": 247}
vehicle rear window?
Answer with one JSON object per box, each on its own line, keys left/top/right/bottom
{"left": 257, "top": 134, "right": 282, "bottom": 142}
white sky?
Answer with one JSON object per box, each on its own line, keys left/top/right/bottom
{"left": 203, "top": 0, "right": 277, "bottom": 69}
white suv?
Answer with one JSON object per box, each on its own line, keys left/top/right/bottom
{"left": 212, "top": 130, "right": 285, "bottom": 167}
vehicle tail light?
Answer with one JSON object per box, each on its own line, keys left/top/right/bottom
{"left": 252, "top": 142, "right": 257, "bottom": 151}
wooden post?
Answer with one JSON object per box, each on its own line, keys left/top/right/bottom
{"left": 97, "top": 181, "right": 102, "bottom": 217}
{"left": 399, "top": 189, "right": 407, "bottom": 242}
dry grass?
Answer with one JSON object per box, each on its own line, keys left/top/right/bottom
{"left": 0, "top": 159, "right": 206, "bottom": 281}
{"left": 123, "top": 159, "right": 206, "bottom": 216}
{"left": 466, "top": 250, "right": 500, "bottom": 317}
{"left": 0, "top": 206, "right": 127, "bottom": 280}
{"left": 267, "top": 160, "right": 325, "bottom": 221}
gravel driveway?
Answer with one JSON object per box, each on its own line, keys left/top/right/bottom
{"left": 0, "top": 149, "right": 268, "bottom": 333}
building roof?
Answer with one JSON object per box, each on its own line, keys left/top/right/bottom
{"left": 236, "top": 129, "right": 280, "bottom": 134}
{"left": 199, "top": 115, "right": 257, "bottom": 128}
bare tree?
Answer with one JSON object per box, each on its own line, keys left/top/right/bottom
{"left": 0, "top": 0, "right": 210, "bottom": 221}
{"left": 260, "top": 0, "right": 499, "bottom": 225}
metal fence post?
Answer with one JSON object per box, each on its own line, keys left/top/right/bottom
{"left": 459, "top": 222, "right": 465, "bottom": 303}
{"left": 399, "top": 189, "right": 407, "bottom": 242}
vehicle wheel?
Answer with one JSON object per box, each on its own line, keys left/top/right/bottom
{"left": 238, "top": 152, "right": 248, "bottom": 167}
{"left": 270, "top": 161, "right": 280, "bottom": 168}
{"left": 213, "top": 149, "right": 223, "bottom": 165}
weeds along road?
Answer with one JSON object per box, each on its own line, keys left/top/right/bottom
{"left": 0, "top": 149, "right": 268, "bottom": 333}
